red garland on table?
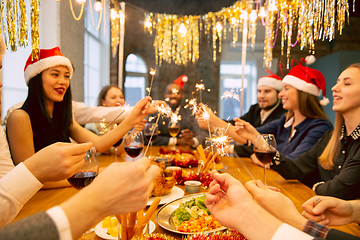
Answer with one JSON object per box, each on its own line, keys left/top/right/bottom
{"left": 183, "top": 230, "right": 247, "bottom": 240}
{"left": 131, "top": 233, "right": 176, "bottom": 240}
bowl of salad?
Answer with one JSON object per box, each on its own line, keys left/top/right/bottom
{"left": 156, "top": 193, "right": 226, "bottom": 234}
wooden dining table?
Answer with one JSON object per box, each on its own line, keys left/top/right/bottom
{"left": 13, "top": 146, "right": 360, "bottom": 239}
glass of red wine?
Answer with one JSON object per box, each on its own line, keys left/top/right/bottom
{"left": 144, "top": 122, "right": 158, "bottom": 156}
{"left": 253, "top": 134, "right": 276, "bottom": 186}
{"left": 123, "top": 130, "right": 144, "bottom": 161}
{"left": 67, "top": 147, "right": 99, "bottom": 190}
{"left": 67, "top": 146, "right": 99, "bottom": 235}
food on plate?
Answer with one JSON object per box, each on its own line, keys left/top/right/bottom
{"left": 150, "top": 161, "right": 176, "bottom": 197}
{"left": 102, "top": 216, "right": 119, "bottom": 237}
{"left": 171, "top": 195, "right": 223, "bottom": 233}
{"left": 158, "top": 147, "right": 198, "bottom": 167}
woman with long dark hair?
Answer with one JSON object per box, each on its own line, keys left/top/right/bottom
{"left": 6, "top": 47, "right": 152, "bottom": 188}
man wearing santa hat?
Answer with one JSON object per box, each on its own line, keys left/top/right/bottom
{"left": 149, "top": 75, "right": 206, "bottom": 147}
{"left": 239, "top": 71, "right": 286, "bottom": 128}
{"left": 233, "top": 72, "right": 286, "bottom": 157}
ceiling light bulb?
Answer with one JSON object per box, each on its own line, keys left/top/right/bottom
{"left": 259, "top": 7, "right": 267, "bottom": 18}
{"left": 110, "top": 9, "right": 118, "bottom": 20}
{"left": 76, "top": 0, "right": 86, "bottom": 3}
{"left": 216, "top": 22, "right": 222, "bottom": 33}
{"left": 94, "top": 0, "right": 102, "bottom": 11}
{"left": 249, "top": 10, "right": 257, "bottom": 22}
{"left": 178, "top": 23, "right": 187, "bottom": 36}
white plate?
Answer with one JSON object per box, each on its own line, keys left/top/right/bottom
{"left": 95, "top": 219, "right": 155, "bottom": 240}
{"left": 147, "top": 186, "right": 184, "bottom": 206}
{"left": 156, "top": 193, "right": 227, "bottom": 235}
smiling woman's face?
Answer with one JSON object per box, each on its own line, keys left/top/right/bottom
{"left": 332, "top": 67, "right": 360, "bottom": 115}
{"left": 42, "top": 65, "right": 70, "bottom": 103}
{"left": 102, "top": 87, "right": 125, "bottom": 107}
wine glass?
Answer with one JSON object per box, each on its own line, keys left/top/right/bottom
{"left": 67, "top": 146, "right": 99, "bottom": 235}
{"left": 144, "top": 122, "right": 158, "bottom": 156}
{"left": 168, "top": 121, "right": 180, "bottom": 151}
{"left": 110, "top": 123, "right": 123, "bottom": 162}
{"left": 253, "top": 134, "right": 276, "bottom": 186}
{"left": 123, "top": 130, "right": 144, "bottom": 161}
{"left": 67, "top": 147, "right": 99, "bottom": 190}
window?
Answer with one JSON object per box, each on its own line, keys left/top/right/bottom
{"left": 124, "top": 54, "right": 147, "bottom": 106}
{"left": 219, "top": 61, "right": 257, "bottom": 119}
{"left": 84, "top": 4, "right": 110, "bottom": 106}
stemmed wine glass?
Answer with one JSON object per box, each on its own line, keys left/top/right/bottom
{"left": 168, "top": 121, "right": 180, "bottom": 150}
{"left": 123, "top": 130, "right": 144, "bottom": 161}
{"left": 144, "top": 122, "right": 158, "bottom": 156}
{"left": 67, "top": 147, "right": 99, "bottom": 235}
{"left": 110, "top": 123, "right": 123, "bottom": 162}
{"left": 253, "top": 134, "right": 276, "bottom": 186}
{"left": 67, "top": 147, "right": 99, "bottom": 189}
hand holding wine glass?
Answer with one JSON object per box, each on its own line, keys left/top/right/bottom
{"left": 123, "top": 130, "right": 144, "bottom": 160}
{"left": 253, "top": 134, "right": 276, "bottom": 185}
{"left": 67, "top": 147, "right": 99, "bottom": 190}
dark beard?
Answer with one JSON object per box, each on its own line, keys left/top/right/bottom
{"left": 261, "top": 101, "right": 278, "bottom": 111}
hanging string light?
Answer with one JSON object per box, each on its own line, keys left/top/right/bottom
{"left": 144, "top": 0, "right": 351, "bottom": 67}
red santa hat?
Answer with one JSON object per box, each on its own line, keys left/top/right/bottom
{"left": 257, "top": 71, "right": 283, "bottom": 91}
{"left": 24, "top": 47, "right": 73, "bottom": 86}
{"left": 282, "top": 64, "right": 329, "bottom": 106}
{"left": 173, "top": 75, "right": 188, "bottom": 90}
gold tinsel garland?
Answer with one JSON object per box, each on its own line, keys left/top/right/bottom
{"left": 144, "top": 0, "right": 351, "bottom": 67}
{"left": 0, "top": 0, "right": 39, "bottom": 59}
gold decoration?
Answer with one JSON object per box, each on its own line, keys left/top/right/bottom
{"left": 30, "top": 0, "right": 40, "bottom": 60}
{"left": 144, "top": 0, "right": 351, "bottom": 67}
{"left": 110, "top": 6, "right": 120, "bottom": 57}
{"left": 18, "top": 0, "right": 28, "bottom": 47}
{"left": 69, "top": 0, "right": 85, "bottom": 21}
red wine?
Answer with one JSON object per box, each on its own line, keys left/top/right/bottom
{"left": 68, "top": 171, "right": 97, "bottom": 190}
{"left": 124, "top": 146, "right": 143, "bottom": 158}
{"left": 113, "top": 138, "right": 123, "bottom": 147}
{"left": 144, "top": 133, "right": 158, "bottom": 142}
{"left": 254, "top": 150, "right": 276, "bottom": 164}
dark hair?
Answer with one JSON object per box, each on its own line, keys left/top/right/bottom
{"left": 97, "top": 84, "right": 123, "bottom": 106}
{"left": 23, "top": 73, "right": 73, "bottom": 138}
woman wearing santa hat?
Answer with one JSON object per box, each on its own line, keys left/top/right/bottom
{"left": 233, "top": 61, "right": 333, "bottom": 182}
{"left": 236, "top": 63, "right": 360, "bottom": 200}
{"left": 6, "top": 47, "right": 153, "bottom": 188}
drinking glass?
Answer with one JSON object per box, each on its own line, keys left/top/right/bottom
{"left": 144, "top": 122, "right": 158, "bottom": 156}
{"left": 110, "top": 124, "right": 123, "bottom": 162}
{"left": 253, "top": 134, "right": 276, "bottom": 186}
{"left": 67, "top": 147, "right": 99, "bottom": 235}
{"left": 67, "top": 147, "right": 99, "bottom": 190}
{"left": 168, "top": 121, "right": 180, "bottom": 150}
{"left": 123, "top": 130, "right": 144, "bottom": 161}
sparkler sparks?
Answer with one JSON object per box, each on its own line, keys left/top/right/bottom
{"left": 184, "top": 98, "right": 198, "bottom": 116}
{"left": 221, "top": 89, "right": 241, "bottom": 101}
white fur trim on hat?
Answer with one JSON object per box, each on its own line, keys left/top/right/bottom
{"left": 257, "top": 77, "right": 283, "bottom": 91}
{"left": 24, "top": 56, "right": 73, "bottom": 85}
{"left": 282, "top": 75, "right": 320, "bottom": 96}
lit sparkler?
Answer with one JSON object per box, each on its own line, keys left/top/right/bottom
{"left": 184, "top": 98, "right": 198, "bottom": 116}
{"left": 195, "top": 80, "right": 205, "bottom": 103}
{"left": 221, "top": 88, "right": 241, "bottom": 113}
{"left": 146, "top": 67, "right": 157, "bottom": 97}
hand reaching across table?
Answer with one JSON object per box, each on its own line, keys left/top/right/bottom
{"left": 302, "top": 196, "right": 360, "bottom": 226}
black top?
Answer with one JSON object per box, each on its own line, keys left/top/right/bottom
{"left": 271, "top": 125, "right": 360, "bottom": 200}
{"left": 20, "top": 104, "right": 70, "bottom": 153}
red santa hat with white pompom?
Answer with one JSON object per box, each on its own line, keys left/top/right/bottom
{"left": 24, "top": 47, "right": 73, "bottom": 86}
{"left": 173, "top": 75, "right": 188, "bottom": 90}
{"left": 282, "top": 55, "right": 329, "bottom": 106}
{"left": 257, "top": 70, "right": 283, "bottom": 91}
